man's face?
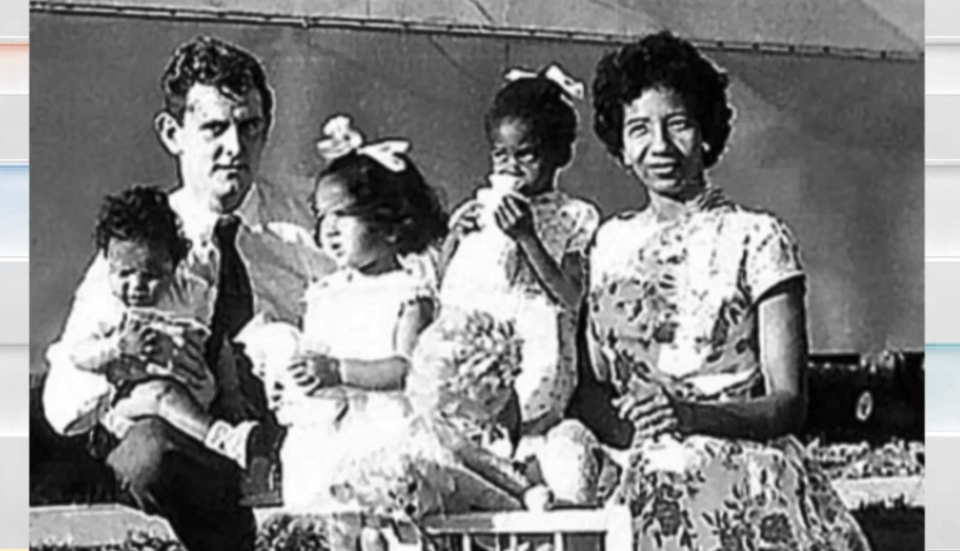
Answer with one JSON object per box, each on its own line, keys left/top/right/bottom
{"left": 156, "top": 84, "right": 268, "bottom": 214}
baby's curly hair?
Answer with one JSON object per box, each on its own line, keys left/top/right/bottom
{"left": 484, "top": 71, "right": 579, "bottom": 168}
{"left": 316, "top": 153, "right": 448, "bottom": 256}
{"left": 95, "top": 186, "right": 190, "bottom": 266}
{"left": 592, "top": 31, "right": 735, "bottom": 168}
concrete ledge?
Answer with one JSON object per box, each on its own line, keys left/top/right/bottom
{"left": 832, "top": 476, "right": 923, "bottom": 508}
{"left": 29, "top": 476, "right": 923, "bottom": 547}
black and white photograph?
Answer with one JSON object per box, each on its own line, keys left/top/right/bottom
{"left": 28, "top": 1, "right": 924, "bottom": 550}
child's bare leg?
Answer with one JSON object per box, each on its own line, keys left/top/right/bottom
{"left": 130, "top": 379, "right": 214, "bottom": 440}
{"left": 536, "top": 420, "right": 601, "bottom": 506}
{"left": 115, "top": 379, "right": 262, "bottom": 468}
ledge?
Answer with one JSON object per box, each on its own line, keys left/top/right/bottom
{"left": 29, "top": 476, "right": 923, "bottom": 547}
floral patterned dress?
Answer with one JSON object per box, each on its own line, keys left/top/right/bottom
{"left": 441, "top": 189, "right": 600, "bottom": 436}
{"left": 586, "top": 186, "right": 872, "bottom": 551}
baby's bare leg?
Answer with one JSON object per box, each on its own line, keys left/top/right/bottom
{"left": 115, "top": 379, "right": 214, "bottom": 442}
{"left": 536, "top": 420, "right": 601, "bottom": 506}
{"left": 112, "top": 379, "right": 275, "bottom": 472}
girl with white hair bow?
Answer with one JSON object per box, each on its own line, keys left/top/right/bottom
{"left": 438, "top": 64, "right": 605, "bottom": 506}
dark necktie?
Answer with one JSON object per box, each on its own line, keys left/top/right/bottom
{"left": 206, "top": 215, "right": 254, "bottom": 368}
{"left": 215, "top": 215, "right": 254, "bottom": 333}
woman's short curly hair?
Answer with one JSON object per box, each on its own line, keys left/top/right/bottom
{"left": 95, "top": 185, "right": 190, "bottom": 266}
{"left": 315, "top": 152, "right": 448, "bottom": 256}
{"left": 484, "top": 73, "right": 579, "bottom": 168}
{"left": 592, "top": 31, "right": 735, "bottom": 168}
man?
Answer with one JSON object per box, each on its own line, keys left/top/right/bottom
{"left": 43, "top": 36, "right": 278, "bottom": 551}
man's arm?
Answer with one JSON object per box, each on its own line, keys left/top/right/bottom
{"left": 43, "top": 255, "right": 125, "bottom": 434}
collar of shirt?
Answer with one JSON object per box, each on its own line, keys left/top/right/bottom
{"left": 168, "top": 186, "right": 256, "bottom": 245}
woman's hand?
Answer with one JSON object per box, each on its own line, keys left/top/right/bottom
{"left": 167, "top": 330, "right": 211, "bottom": 388}
{"left": 493, "top": 194, "right": 536, "bottom": 241}
{"left": 287, "top": 353, "right": 342, "bottom": 391}
{"left": 614, "top": 386, "right": 682, "bottom": 441}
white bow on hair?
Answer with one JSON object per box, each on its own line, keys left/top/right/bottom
{"left": 316, "top": 114, "right": 411, "bottom": 173}
{"left": 504, "top": 63, "right": 585, "bottom": 104}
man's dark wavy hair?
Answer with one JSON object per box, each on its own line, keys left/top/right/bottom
{"left": 159, "top": 35, "right": 274, "bottom": 130}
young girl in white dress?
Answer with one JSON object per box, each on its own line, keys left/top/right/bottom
{"left": 438, "top": 64, "right": 606, "bottom": 505}
{"left": 259, "top": 116, "right": 447, "bottom": 515}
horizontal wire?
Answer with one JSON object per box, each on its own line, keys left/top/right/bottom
{"left": 30, "top": 0, "right": 922, "bottom": 63}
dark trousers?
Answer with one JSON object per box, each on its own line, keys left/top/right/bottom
{"left": 105, "top": 417, "right": 256, "bottom": 551}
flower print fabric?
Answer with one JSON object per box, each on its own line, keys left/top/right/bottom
{"left": 586, "top": 185, "right": 872, "bottom": 551}
{"left": 441, "top": 190, "right": 600, "bottom": 434}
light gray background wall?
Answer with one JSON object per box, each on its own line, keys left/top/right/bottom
{"left": 30, "top": 13, "right": 924, "bottom": 381}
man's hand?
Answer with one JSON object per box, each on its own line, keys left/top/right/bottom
{"left": 167, "top": 327, "right": 211, "bottom": 389}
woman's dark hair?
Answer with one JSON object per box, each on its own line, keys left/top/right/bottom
{"left": 483, "top": 71, "right": 579, "bottom": 168}
{"left": 315, "top": 152, "right": 448, "bottom": 255}
{"left": 95, "top": 185, "right": 190, "bottom": 266}
{"left": 592, "top": 31, "right": 734, "bottom": 168}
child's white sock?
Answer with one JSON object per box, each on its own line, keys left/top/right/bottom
{"left": 204, "top": 419, "right": 258, "bottom": 468}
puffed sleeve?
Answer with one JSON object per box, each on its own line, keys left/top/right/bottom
{"left": 563, "top": 200, "right": 601, "bottom": 255}
{"left": 742, "top": 214, "right": 805, "bottom": 303}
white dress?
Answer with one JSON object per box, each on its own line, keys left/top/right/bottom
{"left": 440, "top": 190, "right": 600, "bottom": 435}
{"left": 279, "top": 267, "right": 439, "bottom": 513}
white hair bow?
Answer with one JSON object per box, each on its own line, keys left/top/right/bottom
{"left": 504, "top": 63, "right": 585, "bottom": 104}
{"left": 316, "top": 114, "right": 411, "bottom": 173}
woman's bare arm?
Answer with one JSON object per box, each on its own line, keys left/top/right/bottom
{"left": 675, "top": 280, "right": 808, "bottom": 441}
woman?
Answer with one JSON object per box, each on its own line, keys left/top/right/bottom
{"left": 583, "top": 31, "right": 872, "bottom": 551}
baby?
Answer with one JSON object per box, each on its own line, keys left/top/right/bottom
{"left": 45, "top": 186, "right": 273, "bottom": 472}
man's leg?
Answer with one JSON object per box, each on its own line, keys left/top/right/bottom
{"left": 105, "top": 418, "right": 256, "bottom": 551}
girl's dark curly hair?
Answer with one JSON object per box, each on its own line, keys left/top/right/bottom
{"left": 484, "top": 70, "right": 579, "bottom": 168}
{"left": 95, "top": 185, "right": 190, "bottom": 266}
{"left": 315, "top": 152, "right": 448, "bottom": 256}
{"left": 592, "top": 31, "right": 735, "bottom": 168}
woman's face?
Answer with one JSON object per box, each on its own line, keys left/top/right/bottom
{"left": 621, "top": 87, "right": 704, "bottom": 199}
{"left": 489, "top": 118, "right": 558, "bottom": 195}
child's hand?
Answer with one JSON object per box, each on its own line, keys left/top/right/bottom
{"left": 493, "top": 194, "right": 536, "bottom": 241}
{"left": 117, "top": 321, "right": 165, "bottom": 361}
{"left": 450, "top": 200, "right": 483, "bottom": 236}
{"left": 287, "top": 353, "right": 342, "bottom": 391}
{"left": 103, "top": 355, "right": 152, "bottom": 387}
